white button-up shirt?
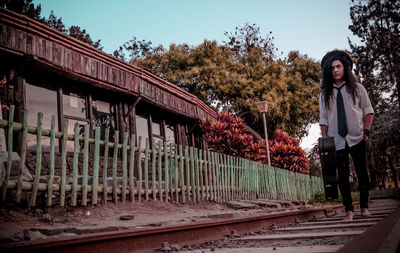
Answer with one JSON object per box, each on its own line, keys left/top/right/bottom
{"left": 319, "top": 82, "right": 374, "bottom": 150}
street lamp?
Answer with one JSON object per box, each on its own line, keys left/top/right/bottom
{"left": 256, "top": 100, "right": 271, "bottom": 166}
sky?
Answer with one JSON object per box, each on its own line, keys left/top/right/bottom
{"left": 33, "top": 0, "right": 361, "bottom": 151}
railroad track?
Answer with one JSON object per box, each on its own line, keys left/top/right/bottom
{"left": 178, "top": 198, "right": 400, "bottom": 253}
{"left": 1, "top": 198, "right": 399, "bottom": 253}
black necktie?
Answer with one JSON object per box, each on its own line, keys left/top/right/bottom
{"left": 335, "top": 85, "right": 348, "bottom": 137}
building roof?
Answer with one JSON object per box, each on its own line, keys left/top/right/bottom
{"left": 0, "top": 8, "right": 217, "bottom": 121}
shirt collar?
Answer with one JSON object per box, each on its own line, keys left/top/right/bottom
{"left": 333, "top": 81, "right": 345, "bottom": 88}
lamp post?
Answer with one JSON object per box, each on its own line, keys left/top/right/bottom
{"left": 256, "top": 100, "right": 271, "bottom": 166}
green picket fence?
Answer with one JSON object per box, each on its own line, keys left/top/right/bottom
{"left": 0, "top": 106, "right": 324, "bottom": 207}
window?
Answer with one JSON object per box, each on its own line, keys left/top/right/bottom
{"left": 25, "top": 83, "right": 59, "bottom": 151}
{"left": 92, "top": 99, "right": 115, "bottom": 142}
{"left": 62, "top": 92, "right": 86, "bottom": 119}
{"left": 135, "top": 114, "right": 149, "bottom": 149}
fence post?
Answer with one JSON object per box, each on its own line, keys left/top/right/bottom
{"left": 121, "top": 132, "right": 128, "bottom": 203}
{"left": 179, "top": 145, "right": 185, "bottom": 204}
{"left": 16, "top": 110, "right": 28, "bottom": 203}
{"left": 30, "top": 111, "right": 42, "bottom": 207}
{"left": 164, "top": 141, "right": 169, "bottom": 203}
{"left": 151, "top": 140, "right": 156, "bottom": 201}
{"left": 102, "top": 128, "right": 110, "bottom": 204}
{"left": 174, "top": 144, "right": 179, "bottom": 202}
{"left": 129, "top": 134, "right": 136, "bottom": 203}
{"left": 71, "top": 123, "right": 79, "bottom": 206}
{"left": 92, "top": 127, "right": 100, "bottom": 205}
{"left": 47, "top": 116, "right": 56, "bottom": 206}
{"left": 112, "top": 131, "right": 119, "bottom": 204}
{"left": 137, "top": 136, "right": 142, "bottom": 202}
{"left": 82, "top": 124, "right": 89, "bottom": 206}
{"left": 144, "top": 138, "right": 149, "bottom": 201}
{"left": 157, "top": 141, "right": 163, "bottom": 202}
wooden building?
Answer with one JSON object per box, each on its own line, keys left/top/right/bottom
{"left": 0, "top": 8, "right": 217, "bottom": 154}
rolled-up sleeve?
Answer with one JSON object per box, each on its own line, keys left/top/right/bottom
{"left": 359, "top": 84, "right": 374, "bottom": 116}
{"left": 319, "top": 93, "right": 328, "bottom": 126}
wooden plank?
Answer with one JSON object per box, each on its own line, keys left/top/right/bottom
{"left": 203, "top": 150, "right": 209, "bottom": 201}
{"left": 179, "top": 145, "right": 185, "bottom": 204}
{"left": 174, "top": 144, "right": 179, "bottom": 203}
{"left": 16, "top": 111, "right": 27, "bottom": 203}
{"left": 157, "top": 140, "right": 162, "bottom": 202}
{"left": 211, "top": 151, "right": 217, "bottom": 202}
{"left": 198, "top": 149, "right": 204, "bottom": 201}
{"left": 189, "top": 147, "right": 196, "bottom": 203}
{"left": 164, "top": 141, "right": 169, "bottom": 203}
{"left": 129, "top": 134, "right": 136, "bottom": 202}
{"left": 92, "top": 127, "right": 100, "bottom": 205}
{"left": 102, "top": 128, "right": 110, "bottom": 204}
{"left": 137, "top": 136, "right": 142, "bottom": 202}
{"left": 194, "top": 148, "right": 200, "bottom": 202}
{"left": 185, "top": 146, "right": 190, "bottom": 202}
{"left": 121, "top": 132, "right": 128, "bottom": 203}
{"left": 81, "top": 124, "right": 90, "bottom": 206}
{"left": 208, "top": 151, "right": 214, "bottom": 201}
{"left": 112, "top": 131, "right": 120, "bottom": 204}
{"left": 144, "top": 138, "right": 149, "bottom": 201}
{"left": 169, "top": 144, "right": 174, "bottom": 201}
{"left": 47, "top": 116, "right": 56, "bottom": 206}
{"left": 1, "top": 106, "right": 14, "bottom": 201}
{"left": 238, "top": 231, "right": 364, "bottom": 241}
{"left": 30, "top": 111, "right": 42, "bottom": 206}
{"left": 151, "top": 140, "right": 156, "bottom": 201}
{"left": 59, "top": 120, "right": 68, "bottom": 206}
{"left": 71, "top": 123, "right": 80, "bottom": 206}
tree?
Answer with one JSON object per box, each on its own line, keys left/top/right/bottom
{"left": 349, "top": 0, "right": 400, "bottom": 114}
{"left": 349, "top": 0, "right": 400, "bottom": 189}
{"left": 134, "top": 23, "right": 320, "bottom": 139}
{"left": 223, "top": 22, "right": 278, "bottom": 63}
{"left": 68, "top": 25, "right": 103, "bottom": 50}
{"left": 113, "top": 37, "right": 153, "bottom": 62}
{"left": 0, "top": 0, "right": 43, "bottom": 21}
{"left": 1, "top": 0, "right": 103, "bottom": 50}
{"left": 46, "top": 10, "right": 66, "bottom": 33}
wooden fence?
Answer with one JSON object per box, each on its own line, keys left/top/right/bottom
{"left": 0, "top": 106, "right": 324, "bottom": 207}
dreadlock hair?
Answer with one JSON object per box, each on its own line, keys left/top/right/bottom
{"left": 321, "top": 56, "right": 358, "bottom": 110}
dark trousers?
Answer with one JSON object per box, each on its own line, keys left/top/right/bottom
{"left": 336, "top": 139, "right": 370, "bottom": 212}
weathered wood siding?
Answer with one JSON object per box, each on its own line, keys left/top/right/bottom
{"left": 0, "top": 8, "right": 216, "bottom": 121}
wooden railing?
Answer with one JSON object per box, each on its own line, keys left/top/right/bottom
{"left": 0, "top": 106, "right": 324, "bottom": 207}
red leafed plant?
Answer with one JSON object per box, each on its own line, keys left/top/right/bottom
{"left": 265, "top": 130, "right": 309, "bottom": 174}
{"left": 201, "top": 112, "right": 309, "bottom": 174}
{"left": 200, "top": 112, "right": 254, "bottom": 158}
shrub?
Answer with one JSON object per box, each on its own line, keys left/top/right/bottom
{"left": 201, "top": 112, "right": 310, "bottom": 174}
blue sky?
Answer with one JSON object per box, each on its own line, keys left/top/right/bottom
{"left": 32, "top": 0, "right": 360, "bottom": 150}
{"left": 33, "top": 0, "right": 359, "bottom": 60}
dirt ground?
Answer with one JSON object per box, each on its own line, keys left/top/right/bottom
{"left": 0, "top": 198, "right": 326, "bottom": 245}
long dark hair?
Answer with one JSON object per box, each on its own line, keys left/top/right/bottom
{"left": 321, "top": 56, "right": 358, "bottom": 109}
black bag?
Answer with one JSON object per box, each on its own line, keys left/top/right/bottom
{"left": 318, "top": 137, "right": 338, "bottom": 199}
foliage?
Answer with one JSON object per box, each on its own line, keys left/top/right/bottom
{"left": 1, "top": 0, "right": 103, "bottom": 49}
{"left": 268, "top": 130, "right": 309, "bottom": 174}
{"left": 113, "top": 37, "right": 153, "bottom": 62}
{"left": 348, "top": 0, "right": 400, "bottom": 188}
{"left": 68, "top": 25, "right": 103, "bottom": 50}
{"left": 201, "top": 112, "right": 309, "bottom": 174}
{"left": 307, "top": 143, "right": 322, "bottom": 178}
{"left": 134, "top": 23, "right": 320, "bottom": 138}
{"left": 223, "top": 22, "right": 278, "bottom": 63}
{"left": 0, "top": 0, "right": 43, "bottom": 21}
{"left": 200, "top": 112, "right": 255, "bottom": 158}
{"left": 349, "top": 0, "right": 400, "bottom": 114}
{"left": 309, "top": 191, "right": 359, "bottom": 204}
